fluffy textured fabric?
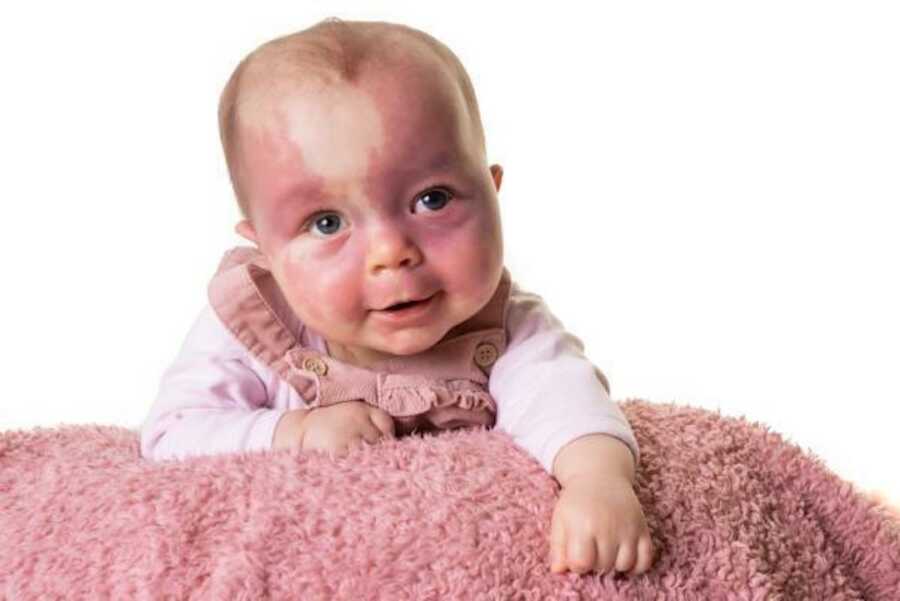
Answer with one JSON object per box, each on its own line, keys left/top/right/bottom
{"left": 1, "top": 399, "right": 898, "bottom": 600}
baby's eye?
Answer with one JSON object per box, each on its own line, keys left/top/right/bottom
{"left": 413, "top": 187, "right": 453, "bottom": 213}
{"left": 308, "top": 212, "right": 342, "bottom": 237}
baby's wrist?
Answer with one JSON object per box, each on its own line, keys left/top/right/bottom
{"left": 553, "top": 434, "right": 636, "bottom": 487}
{"left": 561, "top": 471, "right": 632, "bottom": 491}
{"left": 273, "top": 408, "right": 311, "bottom": 450}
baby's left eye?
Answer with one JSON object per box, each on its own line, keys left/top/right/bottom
{"left": 413, "top": 187, "right": 453, "bottom": 213}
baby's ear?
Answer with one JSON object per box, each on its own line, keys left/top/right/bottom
{"left": 234, "top": 219, "right": 259, "bottom": 247}
{"left": 490, "top": 164, "right": 503, "bottom": 193}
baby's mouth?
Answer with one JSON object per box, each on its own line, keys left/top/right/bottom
{"left": 373, "top": 291, "right": 440, "bottom": 315}
{"left": 385, "top": 299, "right": 424, "bottom": 311}
{"left": 381, "top": 294, "right": 434, "bottom": 312}
{"left": 369, "top": 291, "right": 442, "bottom": 325}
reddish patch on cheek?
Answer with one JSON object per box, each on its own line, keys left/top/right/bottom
{"left": 278, "top": 252, "right": 364, "bottom": 325}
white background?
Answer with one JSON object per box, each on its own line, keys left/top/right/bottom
{"left": 1, "top": 2, "right": 897, "bottom": 502}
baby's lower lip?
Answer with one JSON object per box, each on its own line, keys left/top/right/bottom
{"left": 372, "top": 292, "right": 440, "bottom": 322}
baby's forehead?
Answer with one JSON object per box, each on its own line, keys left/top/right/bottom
{"left": 238, "top": 50, "right": 448, "bottom": 119}
{"left": 234, "top": 70, "right": 478, "bottom": 191}
{"left": 236, "top": 61, "right": 468, "bottom": 155}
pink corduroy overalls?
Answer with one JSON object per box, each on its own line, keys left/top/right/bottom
{"left": 207, "top": 246, "right": 513, "bottom": 437}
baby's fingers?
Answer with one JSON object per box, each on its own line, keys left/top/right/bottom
{"left": 367, "top": 410, "right": 396, "bottom": 440}
{"left": 566, "top": 536, "right": 598, "bottom": 574}
{"left": 614, "top": 541, "right": 637, "bottom": 574}
{"left": 550, "top": 545, "right": 567, "bottom": 573}
{"left": 549, "top": 519, "right": 567, "bottom": 573}
{"left": 630, "top": 534, "right": 654, "bottom": 575}
{"left": 358, "top": 426, "right": 384, "bottom": 445}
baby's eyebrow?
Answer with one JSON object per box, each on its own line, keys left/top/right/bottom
{"left": 385, "top": 151, "right": 456, "bottom": 178}
{"left": 277, "top": 152, "right": 458, "bottom": 205}
{"left": 279, "top": 180, "right": 328, "bottom": 203}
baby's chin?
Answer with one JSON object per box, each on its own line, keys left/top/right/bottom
{"left": 323, "top": 287, "right": 496, "bottom": 362}
{"left": 371, "top": 293, "right": 491, "bottom": 354}
{"left": 364, "top": 324, "right": 453, "bottom": 357}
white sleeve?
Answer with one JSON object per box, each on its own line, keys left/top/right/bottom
{"left": 489, "top": 282, "right": 640, "bottom": 474}
{"left": 139, "top": 305, "right": 289, "bottom": 462}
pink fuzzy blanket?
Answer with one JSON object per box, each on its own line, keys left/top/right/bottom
{"left": 2, "top": 399, "right": 898, "bottom": 600}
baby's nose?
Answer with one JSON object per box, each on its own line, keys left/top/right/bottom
{"left": 366, "top": 225, "right": 423, "bottom": 274}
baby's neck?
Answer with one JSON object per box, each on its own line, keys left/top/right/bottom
{"left": 325, "top": 339, "right": 394, "bottom": 370}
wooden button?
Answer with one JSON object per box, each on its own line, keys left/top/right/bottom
{"left": 302, "top": 356, "right": 328, "bottom": 376}
{"left": 473, "top": 342, "right": 498, "bottom": 367}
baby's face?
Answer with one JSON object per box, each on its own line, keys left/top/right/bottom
{"left": 233, "top": 63, "right": 504, "bottom": 367}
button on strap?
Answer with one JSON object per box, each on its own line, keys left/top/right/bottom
{"left": 301, "top": 356, "right": 328, "bottom": 376}
{"left": 473, "top": 342, "right": 498, "bottom": 367}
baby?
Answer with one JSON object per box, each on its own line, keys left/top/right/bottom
{"left": 140, "top": 17, "right": 653, "bottom": 577}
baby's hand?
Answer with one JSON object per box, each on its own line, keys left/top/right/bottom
{"left": 273, "top": 401, "right": 395, "bottom": 457}
{"left": 549, "top": 474, "right": 654, "bottom": 576}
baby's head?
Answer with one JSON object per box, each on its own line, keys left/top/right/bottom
{"left": 218, "top": 18, "right": 504, "bottom": 367}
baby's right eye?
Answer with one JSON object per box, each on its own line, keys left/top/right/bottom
{"left": 307, "top": 212, "right": 342, "bottom": 237}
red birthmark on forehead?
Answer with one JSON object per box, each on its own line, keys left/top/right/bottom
{"left": 238, "top": 63, "right": 479, "bottom": 233}
{"left": 236, "top": 125, "right": 328, "bottom": 225}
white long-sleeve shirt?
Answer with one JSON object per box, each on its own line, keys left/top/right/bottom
{"left": 140, "top": 280, "right": 639, "bottom": 474}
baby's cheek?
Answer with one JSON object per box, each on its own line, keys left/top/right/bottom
{"left": 446, "top": 219, "right": 501, "bottom": 281}
{"left": 419, "top": 235, "right": 498, "bottom": 330}
{"left": 319, "top": 271, "right": 360, "bottom": 313}
{"left": 279, "top": 256, "right": 361, "bottom": 323}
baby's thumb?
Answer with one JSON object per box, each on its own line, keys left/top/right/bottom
{"left": 549, "top": 511, "right": 567, "bottom": 573}
{"left": 368, "top": 409, "right": 396, "bottom": 439}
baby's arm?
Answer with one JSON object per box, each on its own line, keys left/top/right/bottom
{"left": 490, "top": 281, "right": 639, "bottom": 476}
{"left": 139, "top": 305, "right": 290, "bottom": 461}
{"left": 490, "top": 282, "right": 652, "bottom": 575}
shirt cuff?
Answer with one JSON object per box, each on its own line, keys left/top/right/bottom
{"left": 246, "top": 408, "right": 289, "bottom": 452}
{"left": 538, "top": 418, "right": 641, "bottom": 477}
